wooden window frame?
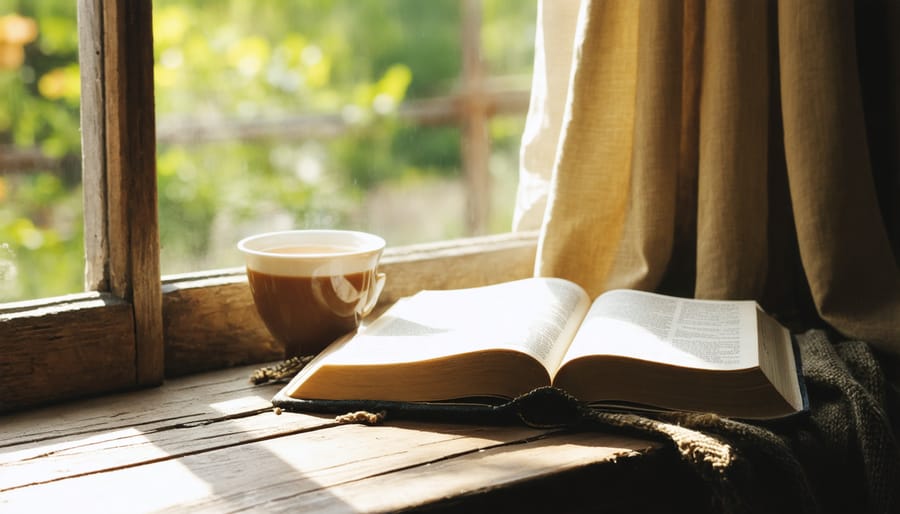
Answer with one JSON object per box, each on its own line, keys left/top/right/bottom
{"left": 0, "top": 0, "right": 538, "bottom": 413}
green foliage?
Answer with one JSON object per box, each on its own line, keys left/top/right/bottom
{"left": 393, "top": 125, "right": 463, "bottom": 176}
{"left": 1, "top": 0, "right": 536, "bottom": 299}
{"left": 0, "top": 0, "right": 84, "bottom": 302}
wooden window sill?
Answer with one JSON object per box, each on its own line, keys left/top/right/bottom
{"left": 1, "top": 232, "right": 540, "bottom": 413}
{"left": 1, "top": 363, "right": 674, "bottom": 513}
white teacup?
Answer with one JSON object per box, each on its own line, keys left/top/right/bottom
{"left": 238, "top": 230, "right": 386, "bottom": 357}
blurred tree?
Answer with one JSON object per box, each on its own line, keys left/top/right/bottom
{"left": 0, "top": 0, "right": 535, "bottom": 300}
{"left": 0, "top": 1, "right": 83, "bottom": 302}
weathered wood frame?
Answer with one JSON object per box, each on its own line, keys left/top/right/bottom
{"left": 0, "top": 0, "right": 160, "bottom": 413}
{"left": 0, "top": 2, "right": 538, "bottom": 414}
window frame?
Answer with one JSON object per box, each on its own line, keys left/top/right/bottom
{"left": 0, "top": 0, "right": 538, "bottom": 413}
{"left": 0, "top": 0, "right": 160, "bottom": 413}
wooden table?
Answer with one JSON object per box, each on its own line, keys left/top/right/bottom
{"left": 0, "top": 364, "right": 692, "bottom": 513}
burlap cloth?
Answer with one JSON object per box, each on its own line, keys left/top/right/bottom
{"left": 563, "top": 329, "right": 900, "bottom": 514}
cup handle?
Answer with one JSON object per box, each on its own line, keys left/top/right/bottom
{"left": 360, "top": 272, "right": 386, "bottom": 317}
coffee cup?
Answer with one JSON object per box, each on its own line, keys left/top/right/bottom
{"left": 237, "top": 230, "right": 386, "bottom": 358}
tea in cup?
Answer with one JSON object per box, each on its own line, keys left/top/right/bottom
{"left": 238, "top": 230, "right": 386, "bottom": 358}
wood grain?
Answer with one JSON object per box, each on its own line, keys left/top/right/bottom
{"left": 162, "top": 277, "right": 281, "bottom": 377}
{"left": 1, "top": 366, "right": 297, "bottom": 491}
{"left": 77, "top": 0, "right": 108, "bottom": 292}
{"left": 379, "top": 230, "right": 539, "bottom": 303}
{"left": 102, "top": 0, "right": 163, "bottom": 386}
{"left": 1, "top": 420, "right": 649, "bottom": 513}
{"left": 282, "top": 431, "right": 650, "bottom": 514}
{"left": 0, "top": 363, "right": 663, "bottom": 513}
{"left": 0, "top": 294, "right": 135, "bottom": 413}
{"left": 1, "top": 363, "right": 282, "bottom": 447}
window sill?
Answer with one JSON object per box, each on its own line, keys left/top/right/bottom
{"left": 1, "top": 232, "right": 538, "bottom": 413}
{"left": 1, "top": 360, "right": 668, "bottom": 512}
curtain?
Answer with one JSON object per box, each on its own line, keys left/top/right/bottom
{"left": 514, "top": 0, "right": 900, "bottom": 356}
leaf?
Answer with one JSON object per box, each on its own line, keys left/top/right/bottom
{"left": 0, "top": 14, "right": 37, "bottom": 45}
{"left": 37, "top": 64, "right": 80, "bottom": 101}
{"left": 227, "top": 36, "right": 271, "bottom": 78}
{"left": 37, "top": 16, "right": 77, "bottom": 54}
{"left": 154, "top": 6, "right": 191, "bottom": 47}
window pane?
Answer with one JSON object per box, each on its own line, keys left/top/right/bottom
{"left": 0, "top": 2, "right": 83, "bottom": 302}
{"left": 153, "top": 0, "right": 535, "bottom": 274}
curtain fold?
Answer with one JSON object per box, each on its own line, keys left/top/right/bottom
{"left": 601, "top": 0, "right": 682, "bottom": 293}
{"left": 535, "top": 0, "right": 640, "bottom": 293}
{"left": 513, "top": 0, "right": 582, "bottom": 232}
{"left": 695, "top": 0, "right": 769, "bottom": 300}
{"left": 515, "top": 0, "right": 900, "bottom": 355}
{"left": 778, "top": 1, "right": 900, "bottom": 348}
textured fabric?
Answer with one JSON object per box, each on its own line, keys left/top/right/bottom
{"left": 513, "top": 0, "right": 582, "bottom": 231}
{"left": 577, "top": 330, "right": 900, "bottom": 514}
{"left": 514, "top": 0, "right": 900, "bottom": 356}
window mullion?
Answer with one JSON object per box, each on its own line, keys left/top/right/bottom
{"left": 79, "top": 0, "right": 109, "bottom": 293}
{"left": 94, "top": 0, "right": 164, "bottom": 386}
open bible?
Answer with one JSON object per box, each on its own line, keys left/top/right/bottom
{"left": 275, "top": 277, "right": 806, "bottom": 420}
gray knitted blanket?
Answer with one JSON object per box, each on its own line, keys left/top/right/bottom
{"left": 575, "top": 329, "right": 900, "bottom": 514}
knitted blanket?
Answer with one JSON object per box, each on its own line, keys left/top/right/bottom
{"left": 570, "top": 329, "right": 900, "bottom": 514}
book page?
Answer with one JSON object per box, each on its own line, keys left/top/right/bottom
{"left": 756, "top": 309, "right": 804, "bottom": 411}
{"left": 319, "top": 277, "right": 591, "bottom": 373}
{"left": 560, "top": 289, "right": 759, "bottom": 371}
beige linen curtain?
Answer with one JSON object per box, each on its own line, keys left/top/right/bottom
{"left": 514, "top": 0, "right": 900, "bottom": 356}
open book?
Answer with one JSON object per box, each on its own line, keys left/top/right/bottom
{"left": 276, "top": 277, "right": 806, "bottom": 420}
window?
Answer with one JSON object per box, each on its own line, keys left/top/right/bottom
{"left": 0, "top": 3, "right": 83, "bottom": 302}
{"left": 152, "top": 0, "right": 534, "bottom": 273}
{"left": 0, "top": 0, "right": 538, "bottom": 413}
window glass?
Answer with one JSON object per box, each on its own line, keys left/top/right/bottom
{"left": 153, "top": 0, "right": 536, "bottom": 274}
{"left": 0, "top": 1, "right": 83, "bottom": 302}
{"left": 0, "top": 0, "right": 538, "bottom": 302}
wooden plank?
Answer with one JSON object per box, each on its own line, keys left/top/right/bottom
{"left": 0, "top": 147, "right": 60, "bottom": 174}
{"left": 0, "top": 361, "right": 664, "bottom": 513}
{"left": 0, "top": 364, "right": 299, "bottom": 490}
{"left": 460, "top": 0, "right": 491, "bottom": 235}
{"left": 77, "top": 0, "right": 109, "bottom": 292}
{"left": 161, "top": 278, "right": 281, "bottom": 376}
{"left": 156, "top": 88, "right": 530, "bottom": 145}
{"left": 0, "top": 363, "right": 576, "bottom": 497}
{"left": 276, "top": 431, "right": 653, "bottom": 513}
{"left": 0, "top": 424, "right": 653, "bottom": 513}
{"left": 0, "top": 363, "right": 281, "bottom": 447}
{"left": 102, "top": 0, "right": 163, "bottom": 386}
{"left": 1, "top": 401, "right": 324, "bottom": 492}
{"left": 0, "top": 291, "right": 111, "bottom": 315}
{"left": 0, "top": 295, "right": 135, "bottom": 413}
{"left": 0, "top": 417, "right": 549, "bottom": 496}
{"left": 378, "top": 231, "right": 538, "bottom": 301}
{"left": 0, "top": 410, "right": 318, "bottom": 489}
{"left": 161, "top": 232, "right": 538, "bottom": 376}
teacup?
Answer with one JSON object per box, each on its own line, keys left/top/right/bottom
{"left": 238, "top": 230, "right": 386, "bottom": 358}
